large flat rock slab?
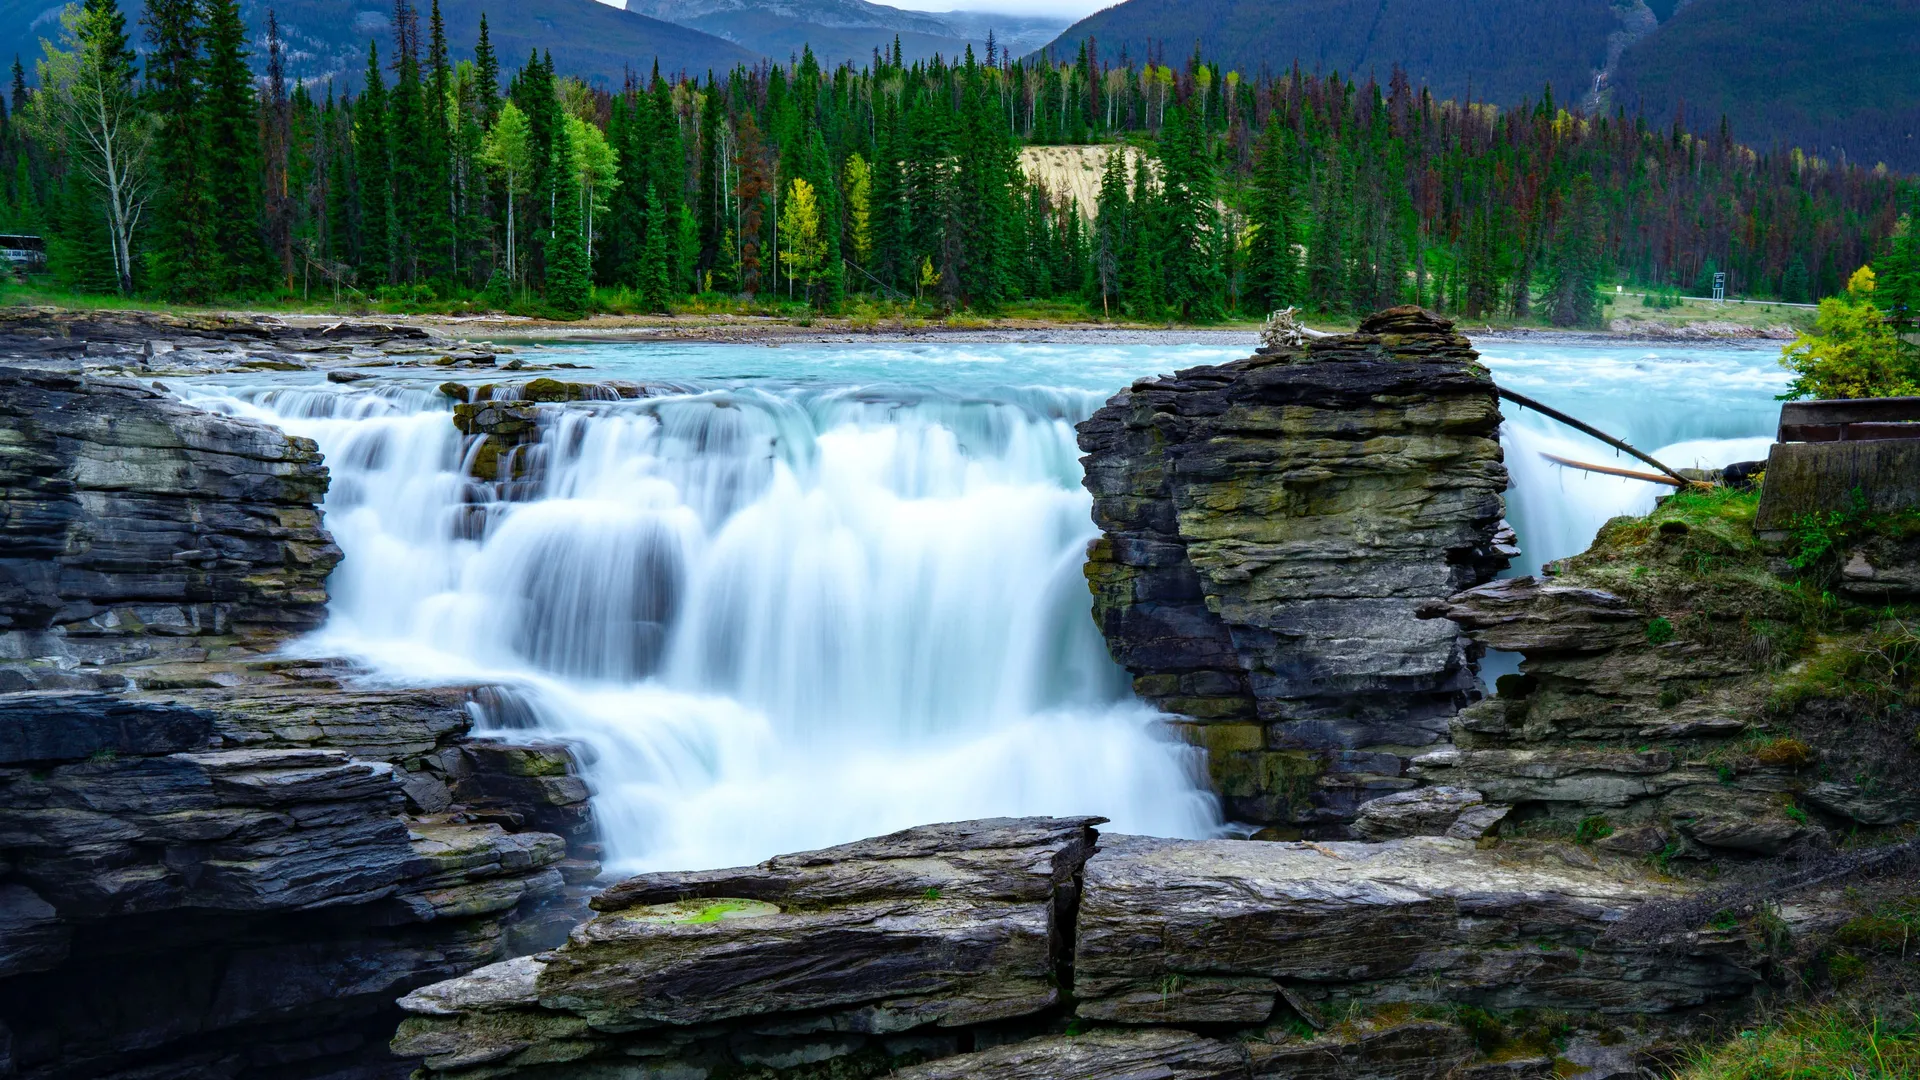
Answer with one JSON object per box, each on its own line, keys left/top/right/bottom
{"left": 396, "top": 818, "right": 1103, "bottom": 1076}
{"left": 1073, "top": 834, "right": 1759, "bottom": 1024}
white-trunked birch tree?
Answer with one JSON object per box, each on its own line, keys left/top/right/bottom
{"left": 27, "top": 0, "right": 155, "bottom": 296}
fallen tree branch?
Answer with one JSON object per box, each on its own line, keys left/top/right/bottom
{"left": 1498, "top": 386, "right": 1698, "bottom": 489}
{"left": 1538, "top": 451, "right": 1693, "bottom": 488}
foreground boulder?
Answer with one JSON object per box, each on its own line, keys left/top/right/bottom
{"left": 1072, "top": 834, "right": 1756, "bottom": 1024}
{"left": 395, "top": 818, "right": 1762, "bottom": 1080}
{"left": 393, "top": 818, "right": 1100, "bottom": 1076}
{"left": 1077, "top": 307, "right": 1511, "bottom": 830}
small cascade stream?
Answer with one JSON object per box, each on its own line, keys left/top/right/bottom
{"left": 177, "top": 337, "right": 1792, "bottom": 872}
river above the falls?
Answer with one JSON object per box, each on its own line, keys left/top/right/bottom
{"left": 172, "top": 335, "right": 1790, "bottom": 872}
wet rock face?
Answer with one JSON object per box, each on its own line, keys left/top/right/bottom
{"left": 0, "top": 368, "right": 342, "bottom": 682}
{"left": 393, "top": 817, "right": 1103, "bottom": 1076}
{"left": 395, "top": 819, "right": 1761, "bottom": 1080}
{"left": 0, "top": 370, "right": 599, "bottom": 1079}
{"left": 0, "top": 687, "right": 596, "bottom": 1080}
{"left": 1076, "top": 308, "right": 1510, "bottom": 828}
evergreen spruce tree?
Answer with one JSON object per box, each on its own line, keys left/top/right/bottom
{"left": 868, "top": 96, "right": 907, "bottom": 291}
{"left": 472, "top": 15, "right": 499, "bottom": 123}
{"left": 424, "top": 0, "right": 455, "bottom": 281}
{"left": 1154, "top": 103, "right": 1222, "bottom": 319}
{"left": 1872, "top": 190, "right": 1919, "bottom": 353}
{"left": 1124, "top": 145, "right": 1161, "bottom": 317}
{"left": 1304, "top": 152, "right": 1348, "bottom": 312}
{"left": 545, "top": 118, "right": 591, "bottom": 314}
{"left": 201, "top": 0, "right": 269, "bottom": 293}
{"left": 1462, "top": 209, "right": 1501, "bottom": 318}
{"left": 639, "top": 180, "right": 669, "bottom": 311}
{"left": 141, "top": 0, "right": 216, "bottom": 299}
{"left": 325, "top": 87, "right": 354, "bottom": 268}
{"left": 1091, "top": 145, "right": 1129, "bottom": 316}
{"left": 696, "top": 76, "right": 723, "bottom": 281}
{"left": 1781, "top": 254, "right": 1811, "bottom": 304}
{"left": 648, "top": 71, "right": 688, "bottom": 289}
{"left": 386, "top": 0, "right": 427, "bottom": 283}
{"left": 354, "top": 44, "right": 392, "bottom": 285}
{"left": 1245, "top": 123, "right": 1300, "bottom": 313}
{"left": 1540, "top": 174, "right": 1604, "bottom": 328}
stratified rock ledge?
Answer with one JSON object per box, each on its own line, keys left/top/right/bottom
{"left": 394, "top": 818, "right": 1760, "bottom": 1080}
{"left": 1076, "top": 307, "right": 1511, "bottom": 830}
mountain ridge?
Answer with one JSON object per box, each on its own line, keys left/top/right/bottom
{"left": 1038, "top": 0, "right": 1920, "bottom": 172}
{"left": 0, "top": 0, "right": 759, "bottom": 89}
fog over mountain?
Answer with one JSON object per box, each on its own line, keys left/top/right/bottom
{"left": 624, "top": 0, "right": 1067, "bottom": 65}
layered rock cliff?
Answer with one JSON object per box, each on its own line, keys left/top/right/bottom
{"left": 0, "top": 368, "right": 341, "bottom": 681}
{"left": 394, "top": 817, "right": 1764, "bottom": 1080}
{"left": 1417, "top": 483, "right": 1920, "bottom": 859}
{"left": 1077, "top": 308, "right": 1511, "bottom": 830}
{"left": 0, "top": 368, "right": 598, "bottom": 1080}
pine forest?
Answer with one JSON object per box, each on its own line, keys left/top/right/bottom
{"left": 1, "top": 0, "right": 1913, "bottom": 325}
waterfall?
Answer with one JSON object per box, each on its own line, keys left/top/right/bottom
{"left": 181, "top": 377, "right": 1222, "bottom": 872}
{"left": 1481, "top": 343, "right": 1788, "bottom": 575}
{"left": 174, "top": 337, "right": 1792, "bottom": 871}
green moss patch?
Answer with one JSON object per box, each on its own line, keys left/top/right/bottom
{"left": 626, "top": 898, "right": 782, "bottom": 925}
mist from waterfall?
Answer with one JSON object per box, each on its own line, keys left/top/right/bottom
{"left": 176, "top": 337, "right": 1791, "bottom": 872}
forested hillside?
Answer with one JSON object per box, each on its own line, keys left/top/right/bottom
{"left": 0, "top": 0, "right": 758, "bottom": 87}
{"left": 1, "top": 0, "right": 1908, "bottom": 325}
{"left": 1037, "top": 0, "right": 1620, "bottom": 106}
{"left": 1613, "top": 0, "right": 1920, "bottom": 172}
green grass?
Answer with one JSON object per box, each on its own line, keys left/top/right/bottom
{"left": 1669, "top": 1007, "right": 1920, "bottom": 1079}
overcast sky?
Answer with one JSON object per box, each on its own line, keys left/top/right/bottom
{"left": 884, "top": 0, "right": 1110, "bottom": 15}
{"left": 596, "top": 0, "right": 1114, "bottom": 17}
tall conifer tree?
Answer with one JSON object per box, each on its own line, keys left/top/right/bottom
{"left": 201, "top": 0, "right": 269, "bottom": 293}
{"left": 355, "top": 44, "right": 392, "bottom": 284}
{"left": 545, "top": 117, "right": 590, "bottom": 313}
{"left": 141, "top": 0, "right": 215, "bottom": 299}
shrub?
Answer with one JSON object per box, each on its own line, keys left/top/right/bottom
{"left": 1647, "top": 617, "right": 1676, "bottom": 644}
{"left": 1778, "top": 266, "right": 1920, "bottom": 400}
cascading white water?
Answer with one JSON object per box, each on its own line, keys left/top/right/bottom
{"left": 175, "top": 337, "right": 1793, "bottom": 872}
{"left": 182, "top": 374, "right": 1222, "bottom": 872}
{"left": 1481, "top": 344, "right": 1790, "bottom": 574}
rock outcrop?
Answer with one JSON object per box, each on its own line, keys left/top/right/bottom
{"left": 0, "top": 367, "right": 599, "bottom": 1079}
{"left": 1, "top": 368, "right": 341, "bottom": 682}
{"left": 1416, "top": 482, "right": 1920, "bottom": 858}
{"left": 1071, "top": 834, "right": 1754, "bottom": 1024}
{"left": 395, "top": 818, "right": 1762, "bottom": 1080}
{"left": 0, "top": 307, "right": 502, "bottom": 375}
{"left": 1077, "top": 308, "right": 1511, "bottom": 830}
{"left": 0, "top": 686, "right": 597, "bottom": 1080}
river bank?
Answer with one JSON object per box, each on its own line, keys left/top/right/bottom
{"left": 0, "top": 289, "right": 1812, "bottom": 349}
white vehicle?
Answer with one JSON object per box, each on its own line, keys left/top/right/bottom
{"left": 0, "top": 234, "right": 46, "bottom": 270}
